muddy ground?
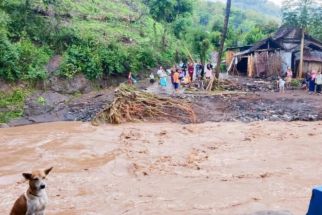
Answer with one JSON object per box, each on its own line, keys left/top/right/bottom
{"left": 190, "top": 91, "right": 322, "bottom": 123}
{"left": 8, "top": 80, "right": 322, "bottom": 126}
{"left": 1, "top": 121, "right": 321, "bottom": 214}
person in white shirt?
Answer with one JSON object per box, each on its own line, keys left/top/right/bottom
{"left": 157, "top": 66, "right": 167, "bottom": 88}
{"left": 149, "top": 72, "right": 155, "bottom": 84}
{"left": 315, "top": 71, "right": 322, "bottom": 94}
{"left": 278, "top": 76, "right": 285, "bottom": 93}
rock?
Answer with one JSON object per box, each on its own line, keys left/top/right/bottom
{"left": 0, "top": 79, "right": 12, "bottom": 93}
{"left": 0, "top": 123, "right": 9, "bottom": 128}
{"left": 46, "top": 55, "right": 62, "bottom": 73}
{"left": 48, "top": 74, "right": 92, "bottom": 94}
{"left": 8, "top": 118, "right": 34, "bottom": 127}
{"left": 24, "top": 91, "right": 69, "bottom": 117}
{"left": 26, "top": 111, "right": 68, "bottom": 124}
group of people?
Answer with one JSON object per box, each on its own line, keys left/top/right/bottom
{"left": 151, "top": 62, "right": 214, "bottom": 92}
{"left": 278, "top": 67, "right": 322, "bottom": 95}
{"left": 304, "top": 70, "right": 322, "bottom": 94}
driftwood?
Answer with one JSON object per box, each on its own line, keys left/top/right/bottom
{"left": 92, "top": 84, "right": 196, "bottom": 125}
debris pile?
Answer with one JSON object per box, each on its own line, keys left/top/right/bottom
{"left": 92, "top": 84, "right": 196, "bottom": 125}
{"left": 207, "top": 77, "right": 276, "bottom": 92}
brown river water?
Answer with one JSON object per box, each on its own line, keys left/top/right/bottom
{"left": 1, "top": 121, "right": 322, "bottom": 215}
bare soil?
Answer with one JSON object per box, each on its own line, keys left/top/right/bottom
{"left": 5, "top": 76, "right": 322, "bottom": 126}
{"left": 191, "top": 90, "right": 322, "bottom": 123}
{"left": 1, "top": 121, "right": 321, "bottom": 214}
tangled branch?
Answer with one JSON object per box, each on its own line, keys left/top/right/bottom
{"left": 92, "top": 84, "right": 196, "bottom": 125}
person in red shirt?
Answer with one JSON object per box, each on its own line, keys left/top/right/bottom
{"left": 188, "top": 62, "right": 194, "bottom": 82}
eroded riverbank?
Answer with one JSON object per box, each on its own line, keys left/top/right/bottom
{"left": 1, "top": 121, "right": 321, "bottom": 214}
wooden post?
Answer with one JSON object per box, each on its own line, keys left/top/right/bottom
{"left": 299, "top": 28, "right": 305, "bottom": 78}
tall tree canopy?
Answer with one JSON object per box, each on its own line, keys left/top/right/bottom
{"left": 145, "top": 0, "right": 193, "bottom": 23}
{"left": 282, "top": 0, "right": 322, "bottom": 32}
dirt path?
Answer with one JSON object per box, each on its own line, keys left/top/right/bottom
{"left": 1, "top": 121, "right": 321, "bottom": 214}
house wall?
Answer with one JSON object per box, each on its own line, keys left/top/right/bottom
{"left": 303, "top": 62, "right": 322, "bottom": 74}
{"left": 282, "top": 42, "right": 298, "bottom": 50}
{"left": 280, "top": 51, "right": 292, "bottom": 73}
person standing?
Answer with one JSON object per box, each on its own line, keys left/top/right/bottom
{"left": 315, "top": 71, "right": 322, "bottom": 94}
{"left": 309, "top": 70, "right": 317, "bottom": 94}
{"left": 188, "top": 62, "right": 194, "bottom": 82}
{"left": 286, "top": 67, "right": 293, "bottom": 89}
{"left": 278, "top": 76, "right": 285, "bottom": 93}
{"left": 156, "top": 66, "right": 167, "bottom": 89}
{"left": 128, "top": 72, "right": 133, "bottom": 85}
{"left": 170, "top": 67, "right": 175, "bottom": 85}
{"left": 157, "top": 66, "right": 164, "bottom": 78}
{"left": 200, "top": 63, "right": 205, "bottom": 80}
{"left": 173, "top": 69, "right": 180, "bottom": 92}
{"left": 305, "top": 71, "right": 311, "bottom": 90}
{"left": 205, "top": 63, "right": 213, "bottom": 80}
{"left": 149, "top": 72, "right": 155, "bottom": 84}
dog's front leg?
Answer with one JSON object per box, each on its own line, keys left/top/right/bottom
{"left": 25, "top": 211, "right": 34, "bottom": 215}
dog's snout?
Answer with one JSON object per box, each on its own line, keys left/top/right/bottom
{"left": 40, "top": 184, "right": 46, "bottom": 189}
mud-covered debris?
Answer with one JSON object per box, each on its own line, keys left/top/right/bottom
{"left": 92, "top": 84, "right": 196, "bottom": 125}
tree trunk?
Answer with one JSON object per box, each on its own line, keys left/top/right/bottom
{"left": 162, "top": 28, "right": 167, "bottom": 49}
{"left": 206, "top": 0, "right": 231, "bottom": 91}
{"left": 215, "top": 0, "right": 231, "bottom": 78}
{"left": 153, "top": 21, "right": 157, "bottom": 46}
{"left": 299, "top": 28, "right": 305, "bottom": 78}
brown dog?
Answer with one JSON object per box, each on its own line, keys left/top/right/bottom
{"left": 10, "top": 167, "right": 53, "bottom": 215}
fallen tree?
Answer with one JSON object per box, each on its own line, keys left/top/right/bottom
{"left": 92, "top": 84, "right": 196, "bottom": 125}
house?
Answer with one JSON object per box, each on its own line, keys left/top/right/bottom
{"left": 226, "top": 26, "right": 322, "bottom": 78}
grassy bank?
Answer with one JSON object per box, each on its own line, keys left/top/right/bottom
{"left": 0, "top": 89, "right": 28, "bottom": 123}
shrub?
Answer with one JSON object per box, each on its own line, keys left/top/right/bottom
{"left": 0, "top": 89, "right": 27, "bottom": 123}
{"left": 0, "top": 31, "right": 20, "bottom": 81}
{"left": 60, "top": 43, "right": 103, "bottom": 80}
{"left": 158, "top": 49, "right": 175, "bottom": 66}
{"left": 16, "top": 39, "right": 51, "bottom": 81}
{"left": 128, "top": 45, "right": 157, "bottom": 73}
{"left": 60, "top": 41, "right": 177, "bottom": 80}
{"left": 99, "top": 43, "right": 128, "bottom": 75}
{"left": 0, "top": 35, "right": 51, "bottom": 82}
{"left": 51, "top": 27, "right": 81, "bottom": 52}
{"left": 290, "top": 79, "right": 301, "bottom": 88}
{"left": 37, "top": 96, "right": 46, "bottom": 106}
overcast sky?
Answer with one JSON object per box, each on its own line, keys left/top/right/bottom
{"left": 270, "top": 0, "right": 282, "bottom": 6}
{"left": 208, "top": 0, "right": 283, "bottom": 6}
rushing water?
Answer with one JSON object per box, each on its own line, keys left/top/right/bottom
{"left": 0, "top": 121, "right": 321, "bottom": 214}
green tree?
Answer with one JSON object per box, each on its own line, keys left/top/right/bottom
{"left": 243, "top": 27, "right": 266, "bottom": 45}
{"left": 215, "top": 0, "right": 231, "bottom": 78}
{"left": 145, "top": 0, "right": 193, "bottom": 47}
{"left": 190, "top": 29, "right": 210, "bottom": 64}
{"left": 257, "top": 20, "right": 279, "bottom": 35}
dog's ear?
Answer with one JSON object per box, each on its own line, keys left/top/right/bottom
{"left": 44, "top": 167, "right": 53, "bottom": 175}
{"left": 22, "top": 173, "right": 32, "bottom": 180}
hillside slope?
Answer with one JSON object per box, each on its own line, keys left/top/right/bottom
{"left": 206, "top": 0, "right": 281, "bottom": 21}
{"left": 0, "top": 0, "right": 182, "bottom": 82}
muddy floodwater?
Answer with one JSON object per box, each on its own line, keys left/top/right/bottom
{"left": 1, "top": 121, "right": 322, "bottom": 214}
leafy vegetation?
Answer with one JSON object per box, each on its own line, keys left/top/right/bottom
{"left": 1, "top": 0, "right": 189, "bottom": 82}
{"left": 182, "top": 0, "right": 280, "bottom": 63}
{"left": 0, "top": 89, "right": 28, "bottom": 123}
{"left": 282, "top": 0, "right": 322, "bottom": 40}
{"left": 0, "top": 0, "right": 282, "bottom": 84}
